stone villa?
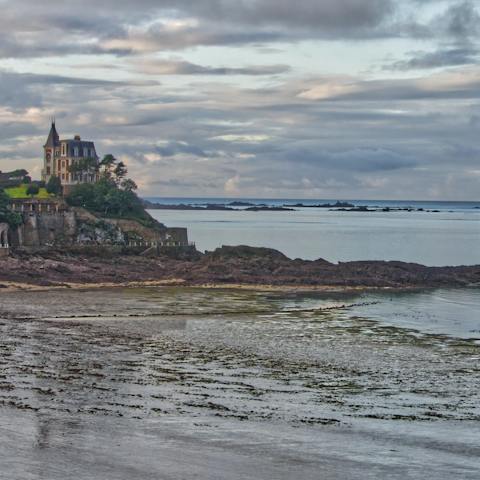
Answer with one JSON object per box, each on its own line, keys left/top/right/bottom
{"left": 42, "top": 121, "right": 99, "bottom": 188}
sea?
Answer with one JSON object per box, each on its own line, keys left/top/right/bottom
{"left": 146, "top": 197, "right": 480, "bottom": 266}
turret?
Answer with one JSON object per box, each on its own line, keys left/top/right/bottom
{"left": 44, "top": 120, "right": 60, "bottom": 148}
{"left": 42, "top": 120, "right": 60, "bottom": 183}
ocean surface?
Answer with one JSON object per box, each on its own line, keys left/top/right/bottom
{"left": 146, "top": 197, "right": 480, "bottom": 266}
{"left": 0, "top": 286, "right": 479, "bottom": 479}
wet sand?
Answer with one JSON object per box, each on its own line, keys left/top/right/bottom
{"left": 0, "top": 287, "right": 479, "bottom": 479}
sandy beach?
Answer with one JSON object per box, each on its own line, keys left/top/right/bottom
{"left": 1, "top": 286, "right": 479, "bottom": 479}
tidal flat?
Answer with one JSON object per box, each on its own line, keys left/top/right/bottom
{"left": 0, "top": 287, "right": 479, "bottom": 479}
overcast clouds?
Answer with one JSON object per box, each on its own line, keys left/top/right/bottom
{"left": 0, "top": 0, "right": 479, "bottom": 199}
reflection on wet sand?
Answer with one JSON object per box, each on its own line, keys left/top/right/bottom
{"left": 0, "top": 287, "right": 479, "bottom": 479}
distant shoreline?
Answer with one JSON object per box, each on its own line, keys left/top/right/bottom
{"left": 143, "top": 198, "right": 480, "bottom": 212}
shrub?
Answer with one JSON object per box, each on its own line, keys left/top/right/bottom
{"left": 26, "top": 183, "right": 40, "bottom": 197}
{"left": 0, "top": 188, "right": 22, "bottom": 228}
{"left": 46, "top": 175, "right": 62, "bottom": 195}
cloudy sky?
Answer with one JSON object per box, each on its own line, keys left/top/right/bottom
{"left": 1, "top": 0, "right": 479, "bottom": 200}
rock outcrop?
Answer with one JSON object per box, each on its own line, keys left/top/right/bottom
{"left": 1, "top": 245, "right": 479, "bottom": 290}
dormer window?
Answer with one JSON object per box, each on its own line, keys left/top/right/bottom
{"left": 61, "top": 143, "right": 66, "bottom": 156}
{"left": 74, "top": 147, "right": 79, "bottom": 157}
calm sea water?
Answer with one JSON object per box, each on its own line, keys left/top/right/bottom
{"left": 146, "top": 197, "right": 480, "bottom": 266}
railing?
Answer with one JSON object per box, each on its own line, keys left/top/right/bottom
{"left": 127, "top": 240, "right": 192, "bottom": 247}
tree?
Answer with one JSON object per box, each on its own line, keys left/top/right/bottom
{"left": 98, "top": 155, "right": 129, "bottom": 186}
{"left": 99, "top": 154, "right": 117, "bottom": 182}
{"left": 65, "top": 175, "right": 154, "bottom": 226}
{"left": 0, "top": 189, "right": 22, "bottom": 228}
{"left": 26, "top": 183, "right": 40, "bottom": 197}
{"left": 113, "top": 161, "right": 128, "bottom": 183}
{"left": 10, "top": 169, "right": 28, "bottom": 177}
{"left": 46, "top": 175, "right": 62, "bottom": 195}
{"left": 68, "top": 157, "right": 98, "bottom": 183}
{"left": 121, "top": 178, "right": 137, "bottom": 192}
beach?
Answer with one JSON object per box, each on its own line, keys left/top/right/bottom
{"left": 1, "top": 286, "right": 479, "bottom": 479}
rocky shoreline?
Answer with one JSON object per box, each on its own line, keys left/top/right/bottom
{"left": 1, "top": 245, "right": 479, "bottom": 291}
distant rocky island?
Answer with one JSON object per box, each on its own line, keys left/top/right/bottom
{"left": 284, "top": 201, "right": 355, "bottom": 208}
{"left": 141, "top": 199, "right": 456, "bottom": 214}
{"left": 142, "top": 199, "right": 294, "bottom": 211}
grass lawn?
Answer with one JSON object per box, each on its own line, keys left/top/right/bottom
{"left": 5, "top": 185, "right": 53, "bottom": 199}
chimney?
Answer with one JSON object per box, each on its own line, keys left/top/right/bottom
{"left": 74, "top": 135, "right": 81, "bottom": 141}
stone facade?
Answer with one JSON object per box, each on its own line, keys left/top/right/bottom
{"left": 42, "top": 121, "right": 99, "bottom": 187}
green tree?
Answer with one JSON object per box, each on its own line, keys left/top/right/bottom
{"left": 113, "top": 161, "right": 128, "bottom": 183}
{"left": 26, "top": 183, "right": 40, "bottom": 197}
{"left": 99, "top": 154, "right": 117, "bottom": 182}
{"left": 46, "top": 175, "right": 62, "bottom": 195}
{"left": 98, "top": 155, "right": 131, "bottom": 186}
{"left": 66, "top": 176, "right": 154, "bottom": 226}
{"left": 0, "top": 189, "right": 22, "bottom": 228}
{"left": 121, "top": 178, "right": 137, "bottom": 192}
{"left": 68, "top": 157, "right": 98, "bottom": 183}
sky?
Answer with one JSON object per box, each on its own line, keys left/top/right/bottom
{"left": 0, "top": 0, "right": 479, "bottom": 200}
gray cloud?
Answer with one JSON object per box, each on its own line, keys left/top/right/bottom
{"left": 0, "top": 0, "right": 427, "bottom": 59}
{"left": 0, "top": 0, "right": 477, "bottom": 61}
{"left": 283, "top": 148, "right": 418, "bottom": 172}
{"left": 386, "top": 47, "right": 478, "bottom": 70}
{"left": 383, "top": 1, "right": 480, "bottom": 71}
{"left": 155, "top": 142, "right": 216, "bottom": 158}
{"left": 295, "top": 71, "right": 480, "bottom": 102}
{"left": 133, "top": 59, "right": 290, "bottom": 76}
{"left": 434, "top": 0, "right": 480, "bottom": 41}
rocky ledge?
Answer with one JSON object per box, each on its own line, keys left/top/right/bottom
{"left": 0, "top": 245, "right": 479, "bottom": 290}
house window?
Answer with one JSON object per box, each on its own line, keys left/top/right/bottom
{"left": 47, "top": 167, "right": 51, "bottom": 175}
{"left": 61, "top": 143, "right": 66, "bottom": 156}
{"left": 74, "top": 147, "right": 79, "bottom": 157}
{"left": 61, "top": 174, "right": 65, "bottom": 180}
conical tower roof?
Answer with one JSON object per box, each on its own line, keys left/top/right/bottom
{"left": 44, "top": 120, "right": 60, "bottom": 148}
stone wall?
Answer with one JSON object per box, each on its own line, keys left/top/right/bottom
{"left": 0, "top": 222, "right": 9, "bottom": 256}
{"left": 0, "top": 223, "right": 9, "bottom": 247}
{"left": 164, "top": 227, "right": 189, "bottom": 246}
{"left": 8, "top": 201, "right": 189, "bottom": 250}
{"left": 14, "top": 211, "right": 76, "bottom": 247}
